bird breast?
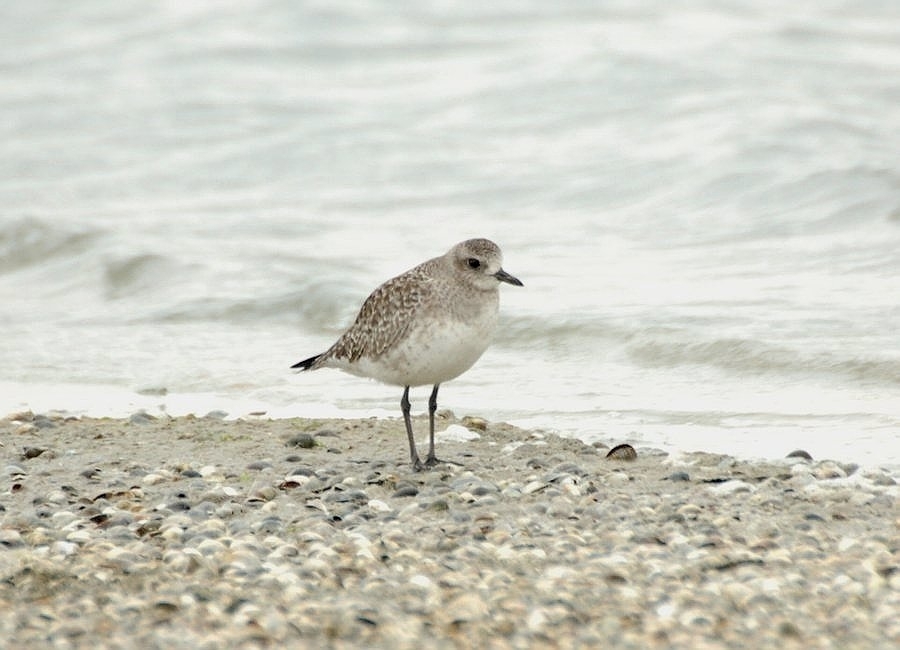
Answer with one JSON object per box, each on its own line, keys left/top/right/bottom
{"left": 348, "top": 303, "right": 499, "bottom": 387}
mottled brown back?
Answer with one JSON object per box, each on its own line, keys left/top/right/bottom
{"left": 321, "top": 260, "right": 436, "bottom": 364}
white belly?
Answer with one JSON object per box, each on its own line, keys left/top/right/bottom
{"left": 345, "top": 315, "right": 497, "bottom": 387}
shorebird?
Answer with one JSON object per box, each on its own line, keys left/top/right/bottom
{"left": 292, "top": 238, "right": 522, "bottom": 470}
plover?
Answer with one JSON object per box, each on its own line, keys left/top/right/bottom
{"left": 292, "top": 238, "right": 522, "bottom": 471}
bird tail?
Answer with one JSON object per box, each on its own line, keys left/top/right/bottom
{"left": 291, "top": 353, "right": 323, "bottom": 370}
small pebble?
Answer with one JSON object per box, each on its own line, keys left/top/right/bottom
{"left": 368, "top": 499, "right": 393, "bottom": 513}
{"left": 708, "top": 480, "right": 755, "bottom": 495}
{"left": 129, "top": 412, "right": 156, "bottom": 425}
{"left": 51, "top": 541, "right": 79, "bottom": 557}
{"left": 5, "top": 464, "right": 27, "bottom": 477}
{"left": 461, "top": 416, "right": 488, "bottom": 432}
{"left": 286, "top": 433, "right": 316, "bottom": 449}
{"left": 66, "top": 529, "right": 93, "bottom": 544}
{"left": 391, "top": 485, "right": 419, "bottom": 498}
{"left": 32, "top": 415, "right": 57, "bottom": 430}
{"left": 0, "top": 529, "right": 24, "bottom": 548}
{"left": 813, "top": 462, "right": 846, "bottom": 480}
{"left": 606, "top": 444, "right": 637, "bottom": 461}
{"left": 437, "top": 424, "right": 480, "bottom": 442}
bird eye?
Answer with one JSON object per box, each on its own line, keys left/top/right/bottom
{"left": 466, "top": 258, "right": 481, "bottom": 269}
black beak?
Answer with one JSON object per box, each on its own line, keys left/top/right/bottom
{"left": 494, "top": 268, "right": 523, "bottom": 287}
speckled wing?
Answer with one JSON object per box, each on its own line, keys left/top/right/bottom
{"left": 324, "top": 264, "right": 432, "bottom": 364}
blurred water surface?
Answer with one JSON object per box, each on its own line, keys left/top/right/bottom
{"left": 2, "top": 1, "right": 899, "bottom": 465}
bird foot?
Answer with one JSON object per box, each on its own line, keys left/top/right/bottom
{"left": 411, "top": 455, "right": 462, "bottom": 472}
{"left": 423, "top": 455, "right": 462, "bottom": 469}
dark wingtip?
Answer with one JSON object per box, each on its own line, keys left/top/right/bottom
{"left": 291, "top": 353, "right": 323, "bottom": 370}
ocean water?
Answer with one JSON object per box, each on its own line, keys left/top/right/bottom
{"left": 2, "top": 1, "right": 899, "bottom": 467}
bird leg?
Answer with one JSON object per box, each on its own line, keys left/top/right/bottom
{"left": 424, "top": 384, "right": 440, "bottom": 465}
{"left": 424, "top": 384, "right": 461, "bottom": 468}
{"left": 401, "top": 386, "right": 424, "bottom": 471}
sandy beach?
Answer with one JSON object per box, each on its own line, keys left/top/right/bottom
{"left": 1, "top": 411, "right": 897, "bottom": 648}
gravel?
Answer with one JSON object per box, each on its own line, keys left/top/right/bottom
{"left": 1, "top": 411, "right": 898, "bottom": 648}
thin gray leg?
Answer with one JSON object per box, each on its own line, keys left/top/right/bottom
{"left": 401, "top": 386, "right": 423, "bottom": 471}
{"left": 423, "top": 384, "right": 461, "bottom": 467}
{"left": 425, "top": 384, "right": 440, "bottom": 463}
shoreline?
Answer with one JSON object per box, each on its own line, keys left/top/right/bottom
{"left": 2, "top": 412, "right": 898, "bottom": 648}
{"left": 4, "top": 382, "right": 900, "bottom": 471}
